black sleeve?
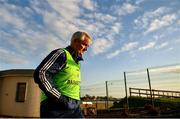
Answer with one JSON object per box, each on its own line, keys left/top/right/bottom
{"left": 33, "top": 48, "right": 66, "bottom": 100}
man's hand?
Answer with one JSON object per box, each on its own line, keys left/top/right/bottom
{"left": 59, "top": 95, "right": 79, "bottom": 110}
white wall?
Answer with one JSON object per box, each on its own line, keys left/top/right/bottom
{"left": 0, "top": 76, "right": 40, "bottom": 117}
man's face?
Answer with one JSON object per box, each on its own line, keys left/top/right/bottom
{"left": 75, "top": 36, "right": 91, "bottom": 57}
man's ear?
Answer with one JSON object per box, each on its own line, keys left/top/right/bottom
{"left": 75, "top": 39, "right": 82, "bottom": 43}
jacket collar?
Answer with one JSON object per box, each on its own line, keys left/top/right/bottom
{"left": 65, "top": 46, "right": 83, "bottom": 62}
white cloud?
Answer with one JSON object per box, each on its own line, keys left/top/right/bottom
{"left": 121, "top": 3, "right": 138, "bottom": 15}
{"left": 0, "top": 47, "right": 28, "bottom": 64}
{"left": 146, "top": 14, "right": 177, "bottom": 33}
{"left": 150, "top": 64, "right": 180, "bottom": 74}
{"left": 31, "top": 0, "right": 84, "bottom": 43}
{"left": 47, "top": 0, "right": 80, "bottom": 21}
{"left": 7, "top": 29, "right": 66, "bottom": 55}
{"left": 43, "top": 1, "right": 110, "bottom": 43}
{"left": 92, "top": 13, "right": 117, "bottom": 24}
{"left": 150, "top": 7, "right": 170, "bottom": 17}
{"left": 0, "top": 4, "right": 26, "bottom": 30}
{"left": 43, "top": 0, "right": 82, "bottom": 40}
{"left": 155, "top": 42, "right": 168, "bottom": 49}
{"left": 121, "top": 42, "right": 139, "bottom": 52}
{"left": 107, "top": 42, "right": 139, "bottom": 59}
{"left": 45, "top": 0, "right": 123, "bottom": 57}
{"left": 167, "top": 47, "right": 173, "bottom": 51}
{"left": 175, "top": 38, "right": 180, "bottom": 43}
{"left": 178, "top": 20, "right": 180, "bottom": 25}
{"left": 112, "top": 3, "right": 138, "bottom": 16}
{"left": 139, "top": 41, "right": 156, "bottom": 51}
{"left": 134, "top": 7, "right": 174, "bottom": 33}
{"left": 106, "top": 50, "right": 121, "bottom": 59}
{"left": 152, "top": 34, "right": 165, "bottom": 41}
{"left": 135, "top": 0, "right": 145, "bottom": 5}
{"left": 0, "top": 3, "right": 67, "bottom": 62}
{"left": 112, "top": 22, "right": 122, "bottom": 33}
{"left": 1, "top": 0, "right": 122, "bottom": 65}
{"left": 127, "top": 64, "right": 180, "bottom": 75}
{"left": 81, "top": 0, "right": 95, "bottom": 11}
{"left": 79, "top": 12, "right": 121, "bottom": 55}
{"left": 92, "top": 38, "right": 114, "bottom": 55}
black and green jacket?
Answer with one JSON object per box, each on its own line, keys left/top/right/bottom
{"left": 34, "top": 46, "right": 83, "bottom": 102}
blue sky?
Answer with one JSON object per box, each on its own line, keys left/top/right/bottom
{"left": 0, "top": 0, "right": 180, "bottom": 87}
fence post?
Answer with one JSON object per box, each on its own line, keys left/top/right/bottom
{"left": 124, "top": 72, "right": 129, "bottom": 109}
{"left": 147, "top": 68, "right": 154, "bottom": 107}
{"left": 138, "top": 89, "right": 140, "bottom": 97}
{"left": 105, "top": 81, "right": 109, "bottom": 109}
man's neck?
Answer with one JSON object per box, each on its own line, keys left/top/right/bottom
{"left": 65, "top": 46, "right": 83, "bottom": 62}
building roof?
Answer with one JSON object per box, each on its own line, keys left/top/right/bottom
{"left": 0, "top": 69, "right": 34, "bottom": 77}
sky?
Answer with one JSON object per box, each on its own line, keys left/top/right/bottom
{"left": 0, "top": 0, "right": 180, "bottom": 89}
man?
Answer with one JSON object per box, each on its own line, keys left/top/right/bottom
{"left": 34, "top": 31, "right": 92, "bottom": 118}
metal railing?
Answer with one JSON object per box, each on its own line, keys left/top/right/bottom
{"left": 129, "top": 87, "right": 180, "bottom": 98}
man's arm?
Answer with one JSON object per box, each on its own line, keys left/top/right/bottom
{"left": 34, "top": 48, "right": 66, "bottom": 100}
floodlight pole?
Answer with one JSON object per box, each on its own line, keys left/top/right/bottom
{"left": 105, "top": 81, "right": 109, "bottom": 109}
{"left": 147, "top": 68, "right": 154, "bottom": 107}
{"left": 124, "top": 72, "right": 129, "bottom": 109}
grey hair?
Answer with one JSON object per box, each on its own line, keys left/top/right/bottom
{"left": 71, "top": 31, "right": 92, "bottom": 44}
